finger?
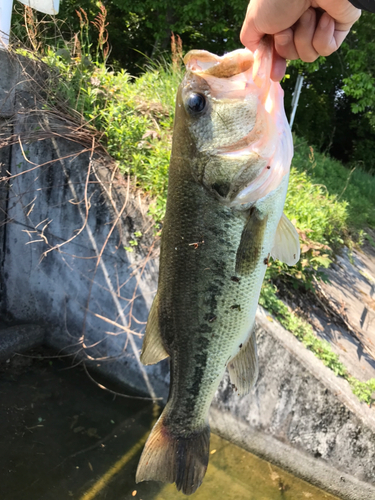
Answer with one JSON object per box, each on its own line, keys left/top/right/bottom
{"left": 274, "top": 28, "right": 299, "bottom": 61}
{"left": 312, "top": 12, "right": 338, "bottom": 56}
{"left": 240, "top": 5, "right": 264, "bottom": 52}
{"left": 240, "top": 23, "right": 262, "bottom": 53}
{"left": 271, "top": 50, "right": 287, "bottom": 81}
{"left": 294, "top": 8, "right": 319, "bottom": 62}
{"left": 333, "top": 28, "right": 351, "bottom": 49}
{"left": 240, "top": 0, "right": 312, "bottom": 53}
{"left": 312, "top": 0, "right": 361, "bottom": 32}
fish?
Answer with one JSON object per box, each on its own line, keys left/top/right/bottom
{"left": 135, "top": 37, "right": 300, "bottom": 495}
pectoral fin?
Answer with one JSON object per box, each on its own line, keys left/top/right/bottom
{"left": 227, "top": 327, "right": 258, "bottom": 396}
{"left": 140, "top": 294, "right": 169, "bottom": 365}
{"left": 235, "top": 209, "right": 268, "bottom": 276}
{"left": 271, "top": 213, "right": 300, "bottom": 266}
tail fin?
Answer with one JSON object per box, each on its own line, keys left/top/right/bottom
{"left": 136, "top": 414, "right": 210, "bottom": 495}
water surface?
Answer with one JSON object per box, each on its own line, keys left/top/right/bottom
{"left": 0, "top": 350, "right": 339, "bottom": 500}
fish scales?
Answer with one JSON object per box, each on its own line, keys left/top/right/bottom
{"left": 159, "top": 159, "right": 276, "bottom": 427}
{"left": 136, "top": 37, "right": 300, "bottom": 495}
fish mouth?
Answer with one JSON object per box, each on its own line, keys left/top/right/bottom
{"left": 182, "top": 48, "right": 261, "bottom": 151}
{"left": 184, "top": 49, "right": 254, "bottom": 79}
{"left": 183, "top": 44, "right": 282, "bottom": 158}
{"left": 183, "top": 40, "right": 293, "bottom": 205}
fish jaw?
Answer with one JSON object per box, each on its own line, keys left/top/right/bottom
{"left": 184, "top": 48, "right": 254, "bottom": 77}
{"left": 181, "top": 37, "right": 293, "bottom": 207}
{"left": 228, "top": 81, "right": 293, "bottom": 206}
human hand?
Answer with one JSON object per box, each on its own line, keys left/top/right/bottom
{"left": 240, "top": 0, "right": 361, "bottom": 81}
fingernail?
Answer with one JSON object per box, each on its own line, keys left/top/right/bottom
{"left": 271, "top": 58, "right": 286, "bottom": 82}
{"left": 275, "top": 34, "right": 290, "bottom": 46}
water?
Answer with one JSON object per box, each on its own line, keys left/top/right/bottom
{"left": 0, "top": 350, "right": 339, "bottom": 500}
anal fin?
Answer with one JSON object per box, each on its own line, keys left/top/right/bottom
{"left": 227, "top": 327, "right": 258, "bottom": 396}
{"left": 140, "top": 293, "right": 169, "bottom": 365}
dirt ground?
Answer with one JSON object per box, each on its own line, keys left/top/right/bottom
{"left": 280, "top": 229, "right": 375, "bottom": 384}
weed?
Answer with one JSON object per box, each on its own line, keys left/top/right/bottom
{"left": 293, "top": 137, "right": 375, "bottom": 232}
{"left": 365, "top": 231, "right": 375, "bottom": 248}
{"left": 260, "top": 281, "right": 375, "bottom": 405}
{"left": 349, "top": 378, "right": 375, "bottom": 405}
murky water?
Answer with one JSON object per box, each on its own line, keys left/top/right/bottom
{"left": 0, "top": 350, "right": 339, "bottom": 500}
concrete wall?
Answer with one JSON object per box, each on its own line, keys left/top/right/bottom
{"left": 213, "top": 308, "right": 375, "bottom": 500}
{"left": 0, "top": 50, "right": 168, "bottom": 399}
{"left": 1, "top": 50, "right": 375, "bottom": 500}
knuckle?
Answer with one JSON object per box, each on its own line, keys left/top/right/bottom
{"left": 302, "top": 54, "right": 318, "bottom": 63}
{"left": 320, "top": 48, "right": 335, "bottom": 57}
{"left": 312, "top": 40, "right": 335, "bottom": 57}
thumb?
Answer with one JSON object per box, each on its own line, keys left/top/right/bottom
{"left": 240, "top": 8, "right": 264, "bottom": 52}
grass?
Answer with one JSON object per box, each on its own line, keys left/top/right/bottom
{"left": 285, "top": 166, "right": 348, "bottom": 248}
{"left": 293, "top": 136, "right": 375, "bottom": 232}
{"left": 14, "top": 11, "right": 375, "bottom": 405}
{"left": 37, "top": 43, "right": 179, "bottom": 222}
{"left": 260, "top": 282, "right": 375, "bottom": 405}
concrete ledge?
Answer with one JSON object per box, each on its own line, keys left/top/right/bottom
{"left": 211, "top": 306, "right": 375, "bottom": 500}
{"left": 210, "top": 407, "right": 375, "bottom": 500}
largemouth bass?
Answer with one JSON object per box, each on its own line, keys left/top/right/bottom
{"left": 136, "top": 37, "right": 300, "bottom": 495}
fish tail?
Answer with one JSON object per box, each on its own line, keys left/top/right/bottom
{"left": 136, "top": 413, "right": 210, "bottom": 495}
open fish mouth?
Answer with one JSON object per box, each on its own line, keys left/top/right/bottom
{"left": 185, "top": 51, "right": 266, "bottom": 156}
{"left": 183, "top": 39, "right": 293, "bottom": 206}
{"left": 183, "top": 48, "right": 259, "bottom": 102}
{"left": 184, "top": 44, "right": 273, "bottom": 156}
{"left": 184, "top": 49, "right": 254, "bottom": 78}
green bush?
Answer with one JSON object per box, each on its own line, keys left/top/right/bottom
{"left": 292, "top": 137, "right": 375, "bottom": 231}
{"left": 40, "top": 47, "right": 178, "bottom": 221}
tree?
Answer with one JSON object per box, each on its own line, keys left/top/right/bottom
{"left": 14, "top": 1, "right": 375, "bottom": 172}
{"left": 56, "top": 0, "right": 249, "bottom": 73}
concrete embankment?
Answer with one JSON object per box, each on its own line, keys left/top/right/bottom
{"left": 1, "top": 49, "right": 375, "bottom": 500}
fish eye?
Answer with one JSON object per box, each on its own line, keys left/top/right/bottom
{"left": 186, "top": 93, "right": 206, "bottom": 114}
